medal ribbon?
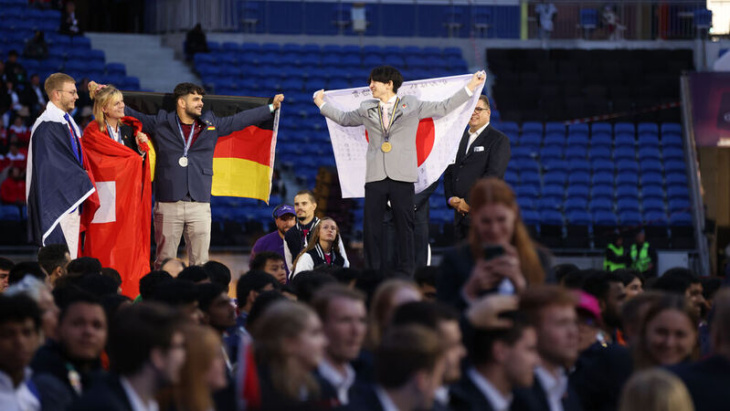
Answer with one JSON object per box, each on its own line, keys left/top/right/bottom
{"left": 378, "top": 97, "right": 400, "bottom": 142}
{"left": 176, "top": 115, "right": 195, "bottom": 158}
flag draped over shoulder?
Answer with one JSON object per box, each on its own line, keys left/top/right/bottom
{"left": 26, "top": 110, "right": 99, "bottom": 250}
{"left": 123, "top": 92, "right": 279, "bottom": 203}
{"left": 81, "top": 117, "right": 151, "bottom": 298}
{"left": 321, "top": 74, "right": 484, "bottom": 198}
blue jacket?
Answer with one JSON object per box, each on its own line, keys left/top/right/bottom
{"left": 125, "top": 105, "right": 272, "bottom": 202}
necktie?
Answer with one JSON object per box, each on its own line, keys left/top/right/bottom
{"left": 64, "top": 113, "right": 82, "bottom": 164}
{"left": 381, "top": 102, "right": 391, "bottom": 131}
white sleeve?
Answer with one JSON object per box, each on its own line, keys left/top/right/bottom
{"left": 284, "top": 241, "right": 293, "bottom": 271}
{"left": 338, "top": 237, "right": 350, "bottom": 268}
{"left": 292, "top": 254, "right": 314, "bottom": 278}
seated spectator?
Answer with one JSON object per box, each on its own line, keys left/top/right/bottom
{"left": 6, "top": 276, "right": 59, "bottom": 341}
{"left": 184, "top": 23, "right": 209, "bottom": 60}
{"left": 160, "top": 258, "right": 186, "bottom": 277}
{"left": 581, "top": 271, "right": 626, "bottom": 344}
{"left": 251, "top": 300, "right": 328, "bottom": 409}
{"left": 619, "top": 369, "right": 694, "bottom": 411}
{"left": 20, "top": 74, "right": 47, "bottom": 118}
{"left": 350, "top": 325, "right": 447, "bottom": 411}
{"left": 634, "top": 293, "right": 698, "bottom": 371}
{"left": 365, "top": 279, "right": 422, "bottom": 351}
{"left": 616, "top": 269, "right": 645, "bottom": 300}
{"left": 235, "top": 271, "right": 278, "bottom": 333}
{"left": 60, "top": 1, "right": 82, "bottom": 35}
{"left": 9, "top": 116, "right": 30, "bottom": 146}
{"left": 202, "top": 261, "right": 231, "bottom": 292}
{"left": 251, "top": 251, "right": 287, "bottom": 285}
{"left": 438, "top": 178, "right": 547, "bottom": 308}
{"left": 651, "top": 268, "right": 705, "bottom": 318}
{"left": 100, "top": 268, "right": 122, "bottom": 294}
{"left": 4, "top": 51, "right": 26, "bottom": 86}
{"left": 5, "top": 142, "right": 25, "bottom": 163}
{"left": 0, "top": 257, "right": 12, "bottom": 292}
{"left": 70, "top": 303, "right": 187, "bottom": 411}
{"left": 312, "top": 284, "right": 368, "bottom": 404}
{"left": 173, "top": 324, "right": 228, "bottom": 411}
{"left": 0, "top": 294, "right": 43, "bottom": 411}
{"left": 177, "top": 265, "right": 210, "bottom": 284}
{"left": 250, "top": 204, "right": 296, "bottom": 266}
{"left": 150, "top": 280, "right": 203, "bottom": 324}
{"left": 31, "top": 290, "right": 107, "bottom": 410}
{"left": 414, "top": 266, "right": 438, "bottom": 301}
{"left": 23, "top": 31, "right": 49, "bottom": 60}
{"left": 137, "top": 270, "right": 172, "bottom": 302}
{"left": 292, "top": 217, "right": 349, "bottom": 277}
{"left": 0, "top": 166, "right": 25, "bottom": 205}
{"left": 8, "top": 261, "right": 46, "bottom": 286}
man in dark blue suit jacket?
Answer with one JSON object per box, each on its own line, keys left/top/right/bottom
{"left": 124, "top": 83, "right": 283, "bottom": 268}
{"left": 444, "top": 96, "right": 510, "bottom": 241}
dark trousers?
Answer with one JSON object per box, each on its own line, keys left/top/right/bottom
{"left": 364, "top": 178, "right": 415, "bottom": 276}
{"left": 455, "top": 213, "right": 471, "bottom": 242}
{"left": 384, "top": 201, "right": 430, "bottom": 271}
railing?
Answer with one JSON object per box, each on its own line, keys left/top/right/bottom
{"left": 143, "top": 0, "right": 714, "bottom": 40}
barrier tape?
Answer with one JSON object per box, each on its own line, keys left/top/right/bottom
{"left": 563, "top": 101, "right": 682, "bottom": 126}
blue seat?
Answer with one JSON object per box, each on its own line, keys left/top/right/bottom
{"left": 522, "top": 210, "right": 541, "bottom": 225}
{"left": 641, "top": 173, "right": 664, "bottom": 188}
{"left": 0, "top": 205, "right": 21, "bottom": 221}
{"left": 620, "top": 211, "right": 643, "bottom": 226}
{"left": 516, "top": 186, "right": 540, "bottom": 200}
{"left": 542, "top": 184, "right": 565, "bottom": 200}
{"left": 670, "top": 212, "right": 693, "bottom": 226}
{"left": 567, "top": 185, "right": 590, "bottom": 200}
{"left": 667, "top": 186, "right": 690, "bottom": 201}
{"left": 638, "top": 147, "right": 662, "bottom": 161}
{"left": 521, "top": 172, "right": 542, "bottom": 188}
{"left": 615, "top": 122, "right": 635, "bottom": 135}
{"left": 568, "top": 160, "right": 591, "bottom": 173}
{"left": 617, "top": 198, "right": 641, "bottom": 213}
{"left": 538, "top": 197, "right": 561, "bottom": 211}
{"left": 642, "top": 186, "right": 665, "bottom": 201}
{"left": 522, "top": 121, "right": 543, "bottom": 135}
{"left": 641, "top": 160, "right": 663, "bottom": 174}
{"left": 666, "top": 173, "right": 687, "bottom": 188}
{"left": 520, "top": 133, "right": 542, "bottom": 149}
{"left": 543, "top": 133, "right": 566, "bottom": 147}
{"left": 616, "top": 172, "right": 638, "bottom": 187}
{"left": 663, "top": 147, "right": 684, "bottom": 161}
{"left": 589, "top": 147, "right": 612, "bottom": 161}
{"left": 545, "top": 122, "right": 565, "bottom": 135}
{"left": 591, "top": 122, "right": 612, "bottom": 135}
{"left": 661, "top": 123, "right": 682, "bottom": 135}
{"left": 565, "top": 146, "right": 587, "bottom": 160}
{"left": 504, "top": 171, "right": 519, "bottom": 187}
{"left": 591, "top": 185, "right": 613, "bottom": 200}
{"left": 540, "top": 146, "right": 563, "bottom": 161}
{"left": 669, "top": 198, "right": 691, "bottom": 213}
{"left": 567, "top": 133, "right": 589, "bottom": 147}
{"left": 613, "top": 147, "right": 635, "bottom": 161}
{"left": 540, "top": 210, "right": 564, "bottom": 226}
{"left": 665, "top": 160, "right": 687, "bottom": 174}
{"left": 589, "top": 199, "right": 612, "bottom": 213}
{"left": 638, "top": 134, "right": 660, "bottom": 148}
{"left": 617, "top": 185, "right": 639, "bottom": 200}
{"left": 514, "top": 159, "right": 541, "bottom": 173}
{"left": 564, "top": 198, "right": 588, "bottom": 213}
{"left": 617, "top": 160, "right": 639, "bottom": 174}
{"left": 614, "top": 134, "right": 635, "bottom": 147}
{"left": 517, "top": 196, "right": 536, "bottom": 210}
{"left": 638, "top": 122, "right": 659, "bottom": 135}
{"left": 543, "top": 171, "right": 566, "bottom": 186}
{"left": 662, "top": 134, "right": 683, "bottom": 148}
{"left": 644, "top": 211, "right": 669, "bottom": 226}
{"left": 498, "top": 121, "right": 519, "bottom": 136}
{"left": 643, "top": 198, "right": 665, "bottom": 213}
{"left": 568, "top": 173, "right": 591, "bottom": 186}
{"left": 568, "top": 210, "right": 592, "bottom": 226}
{"left": 543, "top": 159, "right": 567, "bottom": 173}
{"left": 591, "top": 160, "right": 614, "bottom": 174}
{"left": 568, "top": 123, "right": 589, "bottom": 135}
{"left": 593, "top": 211, "right": 618, "bottom": 227}
{"left": 591, "top": 134, "right": 613, "bottom": 149}
{"left": 592, "top": 172, "right": 614, "bottom": 186}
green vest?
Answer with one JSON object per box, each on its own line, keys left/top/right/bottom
{"left": 631, "top": 242, "right": 651, "bottom": 272}
{"left": 604, "top": 243, "right": 626, "bottom": 271}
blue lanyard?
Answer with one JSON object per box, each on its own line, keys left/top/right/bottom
{"left": 176, "top": 116, "right": 195, "bottom": 157}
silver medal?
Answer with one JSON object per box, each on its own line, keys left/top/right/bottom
{"left": 179, "top": 156, "right": 188, "bottom": 167}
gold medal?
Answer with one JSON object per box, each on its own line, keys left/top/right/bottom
{"left": 381, "top": 142, "right": 392, "bottom": 153}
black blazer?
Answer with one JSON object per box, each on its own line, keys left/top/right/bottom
{"left": 348, "top": 383, "right": 384, "bottom": 411}
{"left": 513, "top": 373, "right": 583, "bottom": 411}
{"left": 672, "top": 354, "right": 730, "bottom": 411}
{"left": 444, "top": 125, "right": 510, "bottom": 208}
{"left": 570, "top": 342, "right": 632, "bottom": 411}
{"left": 118, "top": 123, "right": 142, "bottom": 154}
{"left": 68, "top": 374, "right": 132, "bottom": 411}
{"left": 125, "top": 105, "right": 272, "bottom": 203}
{"left": 449, "top": 375, "right": 495, "bottom": 411}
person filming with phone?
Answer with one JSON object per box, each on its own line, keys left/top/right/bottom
{"left": 437, "top": 178, "right": 550, "bottom": 308}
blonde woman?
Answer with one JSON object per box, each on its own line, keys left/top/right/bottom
{"left": 87, "top": 81, "right": 149, "bottom": 153}
{"left": 618, "top": 369, "right": 694, "bottom": 411}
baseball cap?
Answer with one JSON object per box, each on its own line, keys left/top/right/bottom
{"left": 273, "top": 204, "right": 295, "bottom": 219}
{"left": 576, "top": 291, "right": 602, "bottom": 325}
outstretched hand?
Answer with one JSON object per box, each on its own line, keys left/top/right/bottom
{"left": 313, "top": 89, "right": 325, "bottom": 107}
{"left": 467, "top": 71, "right": 486, "bottom": 92}
{"left": 272, "top": 94, "right": 284, "bottom": 109}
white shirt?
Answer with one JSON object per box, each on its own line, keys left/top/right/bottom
{"left": 374, "top": 385, "right": 399, "bottom": 411}
{"left": 468, "top": 367, "right": 512, "bottom": 411}
{"left": 318, "top": 359, "right": 356, "bottom": 404}
{"left": 434, "top": 386, "right": 450, "bottom": 407}
{"left": 120, "top": 377, "right": 159, "bottom": 411}
{"left": 535, "top": 3, "right": 558, "bottom": 31}
{"left": 0, "top": 369, "right": 40, "bottom": 411}
{"left": 534, "top": 366, "right": 568, "bottom": 411}
{"left": 465, "top": 122, "right": 489, "bottom": 154}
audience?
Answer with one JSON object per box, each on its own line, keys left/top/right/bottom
{"left": 202, "top": 260, "right": 232, "bottom": 292}
{"left": 365, "top": 279, "right": 422, "bottom": 350}
{"left": 0, "top": 257, "right": 12, "bottom": 292}
{"left": 5, "top": 276, "right": 59, "bottom": 341}
{"left": 251, "top": 251, "right": 288, "bottom": 285}
{"left": 292, "top": 217, "right": 348, "bottom": 277}
{"left": 619, "top": 369, "right": 694, "bottom": 411}
{"left": 173, "top": 324, "right": 228, "bottom": 411}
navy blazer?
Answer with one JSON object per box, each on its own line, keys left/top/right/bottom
{"left": 513, "top": 373, "right": 583, "bottom": 411}
{"left": 68, "top": 374, "right": 132, "bottom": 411}
{"left": 125, "top": 105, "right": 272, "bottom": 202}
{"left": 672, "top": 354, "right": 730, "bottom": 411}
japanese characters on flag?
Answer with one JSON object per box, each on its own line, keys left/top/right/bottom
{"left": 322, "top": 73, "right": 485, "bottom": 198}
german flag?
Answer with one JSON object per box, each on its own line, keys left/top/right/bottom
{"left": 123, "top": 91, "right": 278, "bottom": 203}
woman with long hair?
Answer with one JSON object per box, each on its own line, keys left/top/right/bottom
{"left": 618, "top": 369, "right": 694, "bottom": 411}
{"left": 251, "top": 300, "right": 328, "bottom": 409}
{"left": 634, "top": 293, "right": 698, "bottom": 371}
{"left": 81, "top": 82, "right": 152, "bottom": 298}
{"left": 365, "top": 278, "right": 422, "bottom": 350}
{"left": 291, "top": 217, "right": 347, "bottom": 277}
{"left": 437, "top": 177, "right": 547, "bottom": 307}
{"left": 172, "top": 324, "right": 228, "bottom": 411}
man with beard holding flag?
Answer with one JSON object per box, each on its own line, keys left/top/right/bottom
{"left": 80, "top": 81, "right": 152, "bottom": 298}
{"left": 26, "top": 72, "right": 99, "bottom": 258}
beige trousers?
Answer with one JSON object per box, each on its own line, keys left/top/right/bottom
{"left": 153, "top": 201, "right": 211, "bottom": 268}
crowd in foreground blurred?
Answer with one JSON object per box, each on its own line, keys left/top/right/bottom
{"left": 0, "top": 176, "right": 726, "bottom": 411}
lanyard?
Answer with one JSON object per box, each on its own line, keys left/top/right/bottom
{"left": 378, "top": 97, "right": 400, "bottom": 141}
{"left": 105, "top": 121, "right": 119, "bottom": 143}
{"left": 176, "top": 116, "right": 195, "bottom": 157}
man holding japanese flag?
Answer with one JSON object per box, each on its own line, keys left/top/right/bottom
{"left": 314, "top": 67, "right": 485, "bottom": 276}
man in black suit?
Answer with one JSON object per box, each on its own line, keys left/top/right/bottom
{"left": 20, "top": 73, "right": 47, "bottom": 117}
{"left": 444, "top": 96, "right": 510, "bottom": 240}
{"left": 672, "top": 288, "right": 730, "bottom": 411}
{"left": 70, "top": 303, "right": 186, "bottom": 411}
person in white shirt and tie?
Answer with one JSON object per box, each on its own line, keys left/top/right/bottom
{"left": 444, "top": 95, "right": 510, "bottom": 241}
{"left": 315, "top": 67, "right": 485, "bottom": 276}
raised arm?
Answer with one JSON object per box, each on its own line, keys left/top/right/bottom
{"left": 418, "top": 71, "right": 486, "bottom": 119}
{"left": 214, "top": 94, "right": 282, "bottom": 136}
{"left": 314, "top": 89, "right": 366, "bottom": 127}
{"left": 124, "top": 105, "right": 158, "bottom": 135}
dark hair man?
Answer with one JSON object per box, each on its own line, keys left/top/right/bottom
{"left": 0, "top": 257, "right": 13, "bottom": 292}
{"left": 203, "top": 260, "right": 232, "bottom": 292}
{"left": 177, "top": 265, "right": 210, "bottom": 284}
{"left": 314, "top": 67, "right": 485, "bottom": 276}
{"left": 0, "top": 294, "right": 43, "bottom": 410}
{"left": 235, "top": 270, "right": 278, "bottom": 332}
{"left": 138, "top": 270, "right": 173, "bottom": 302}
{"left": 444, "top": 95, "right": 510, "bottom": 240}
{"left": 37, "top": 244, "right": 71, "bottom": 286}
{"left": 69, "top": 303, "right": 186, "bottom": 411}
{"left": 250, "top": 203, "right": 296, "bottom": 266}
{"left": 581, "top": 271, "right": 626, "bottom": 344}
{"left": 652, "top": 267, "right": 706, "bottom": 317}
{"left": 123, "top": 82, "right": 283, "bottom": 269}
{"left": 150, "top": 279, "right": 203, "bottom": 324}
{"left": 312, "top": 284, "right": 368, "bottom": 405}
{"left": 250, "top": 251, "right": 287, "bottom": 284}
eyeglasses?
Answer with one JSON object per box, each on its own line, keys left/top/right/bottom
{"left": 57, "top": 89, "right": 78, "bottom": 96}
{"left": 473, "top": 107, "right": 489, "bottom": 113}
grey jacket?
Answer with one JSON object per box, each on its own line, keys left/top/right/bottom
{"left": 320, "top": 87, "right": 471, "bottom": 183}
